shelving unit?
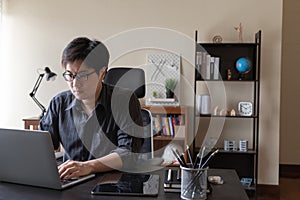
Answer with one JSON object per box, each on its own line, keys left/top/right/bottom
{"left": 142, "top": 105, "right": 188, "bottom": 165}
{"left": 193, "top": 31, "right": 261, "bottom": 195}
{"left": 23, "top": 117, "right": 40, "bottom": 130}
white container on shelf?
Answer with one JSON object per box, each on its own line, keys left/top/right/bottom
{"left": 196, "top": 95, "right": 201, "bottom": 114}
{"left": 200, "top": 95, "right": 211, "bottom": 114}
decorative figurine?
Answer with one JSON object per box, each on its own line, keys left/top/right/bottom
{"left": 230, "top": 109, "right": 236, "bottom": 116}
{"left": 213, "top": 106, "right": 220, "bottom": 115}
{"left": 234, "top": 22, "right": 243, "bottom": 43}
{"left": 227, "top": 68, "right": 232, "bottom": 80}
{"left": 212, "top": 35, "right": 223, "bottom": 43}
{"left": 219, "top": 109, "right": 227, "bottom": 116}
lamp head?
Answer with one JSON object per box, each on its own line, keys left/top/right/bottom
{"left": 44, "top": 67, "right": 57, "bottom": 81}
{"left": 30, "top": 66, "right": 57, "bottom": 118}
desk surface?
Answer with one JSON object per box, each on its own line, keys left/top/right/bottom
{"left": 0, "top": 168, "right": 248, "bottom": 200}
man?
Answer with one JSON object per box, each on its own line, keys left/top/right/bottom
{"left": 39, "top": 37, "right": 144, "bottom": 179}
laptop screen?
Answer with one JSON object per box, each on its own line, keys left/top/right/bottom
{"left": 91, "top": 172, "right": 159, "bottom": 196}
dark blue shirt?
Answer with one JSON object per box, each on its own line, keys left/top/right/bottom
{"left": 39, "top": 83, "right": 144, "bottom": 168}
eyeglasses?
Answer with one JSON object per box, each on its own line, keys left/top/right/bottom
{"left": 62, "top": 70, "right": 96, "bottom": 82}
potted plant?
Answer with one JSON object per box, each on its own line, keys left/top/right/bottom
{"left": 165, "top": 78, "right": 177, "bottom": 98}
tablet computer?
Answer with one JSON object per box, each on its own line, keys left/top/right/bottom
{"left": 91, "top": 172, "right": 159, "bottom": 196}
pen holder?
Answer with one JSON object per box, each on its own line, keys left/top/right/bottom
{"left": 180, "top": 165, "right": 207, "bottom": 200}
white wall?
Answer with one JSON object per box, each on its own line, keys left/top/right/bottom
{"left": 0, "top": 0, "right": 282, "bottom": 185}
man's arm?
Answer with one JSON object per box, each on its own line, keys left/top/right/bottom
{"left": 58, "top": 152, "right": 122, "bottom": 179}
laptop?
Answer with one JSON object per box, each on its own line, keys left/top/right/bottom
{"left": 0, "top": 128, "right": 95, "bottom": 189}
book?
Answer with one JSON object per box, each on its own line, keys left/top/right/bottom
{"left": 168, "top": 116, "right": 174, "bottom": 136}
{"left": 174, "top": 125, "right": 185, "bottom": 138}
{"left": 177, "top": 114, "right": 185, "bottom": 125}
{"left": 174, "top": 114, "right": 180, "bottom": 125}
{"left": 196, "top": 52, "right": 202, "bottom": 76}
{"left": 164, "top": 187, "right": 181, "bottom": 193}
{"left": 164, "top": 183, "right": 181, "bottom": 189}
{"left": 200, "top": 51, "right": 207, "bottom": 80}
{"left": 205, "top": 54, "right": 211, "bottom": 80}
{"left": 171, "top": 115, "right": 176, "bottom": 136}
{"left": 161, "top": 116, "right": 167, "bottom": 136}
{"left": 164, "top": 169, "right": 181, "bottom": 193}
{"left": 213, "top": 57, "right": 220, "bottom": 80}
{"left": 210, "top": 57, "right": 215, "bottom": 79}
{"left": 164, "top": 116, "right": 171, "bottom": 136}
{"left": 153, "top": 115, "right": 162, "bottom": 135}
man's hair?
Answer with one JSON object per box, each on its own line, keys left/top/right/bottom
{"left": 61, "top": 37, "right": 110, "bottom": 72}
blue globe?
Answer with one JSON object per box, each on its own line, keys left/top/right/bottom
{"left": 236, "top": 58, "right": 251, "bottom": 74}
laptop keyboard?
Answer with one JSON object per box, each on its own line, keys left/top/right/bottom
{"left": 60, "top": 178, "right": 78, "bottom": 185}
{"left": 60, "top": 174, "right": 95, "bottom": 187}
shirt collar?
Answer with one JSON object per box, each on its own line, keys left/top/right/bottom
{"left": 65, "top": 83, "right": 109, "bottom": 112}
{"left": 65, "top": 97, "right": 80, "bottom": 111}
{"left": 97, "top": 83, "right": 109, "bottom": 111}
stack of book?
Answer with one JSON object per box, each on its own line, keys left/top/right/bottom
{"left": 163, "top": 169, "right": 181, "bottom": 193}
{"left": 196, "top": 51, "right": 220, "bottom": 80}
{"left": 153, "top": 114, "right": 185, "bottom": 137}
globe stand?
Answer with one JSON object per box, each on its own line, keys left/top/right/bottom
{"left": 238, "top": 73, "right": 246, "bottom": 80}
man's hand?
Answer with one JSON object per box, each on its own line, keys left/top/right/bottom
{"left": 58, "top": 153, "right": 123, "bottom": 179}
{"left": 58, "top": 160, "right": 93, "bottom": 179}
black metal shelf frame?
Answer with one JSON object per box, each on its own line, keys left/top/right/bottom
{"left": 192, "top": 30, "right": 262, "bottom": 194}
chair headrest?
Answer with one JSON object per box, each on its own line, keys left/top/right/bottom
{"left": 103, "top": 67, "right": 145, "bottom": 98}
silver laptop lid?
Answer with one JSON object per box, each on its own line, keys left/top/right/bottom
{"left": 0, "top": 128, "right": 62, "bottom": 189}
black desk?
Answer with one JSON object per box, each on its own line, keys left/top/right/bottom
{"left": 0, "top": 168, "right": 248, "bottom": 200}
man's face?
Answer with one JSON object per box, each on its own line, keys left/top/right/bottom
{"left": 64, "top": 60, "right": 101, "bottom": 101}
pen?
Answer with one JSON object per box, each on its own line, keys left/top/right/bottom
{"left": 201, "top": 148, "right": 219, "bottom": 168}
{"left": 175, "top": 148, "right": 181, "bottom": 158}
{"left": 171, "top": 148, "right": 187, "bottom": 167}
{"left": 180, "top": 153, "right": 187, "bottom": 167}
{"left": 198, "top": 146, "right": 206, "bottom": 169}
{"left": 193, "top": 153, "right": 200, "bottom": 169}
{"left": 186, "top": 145, "right": 193, "bottom": 166}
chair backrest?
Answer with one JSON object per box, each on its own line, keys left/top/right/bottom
{"left": 103, "top": 67, "right": 145, "bottom": 98}
{"left": 103, "top": 67, "right": 153, "bottom": 159}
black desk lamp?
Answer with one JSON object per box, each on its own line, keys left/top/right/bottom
{"left": 29, "top": 67, "right": 57, "bottom": 118}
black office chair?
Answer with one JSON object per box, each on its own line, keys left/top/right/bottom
{"left": 104, "top": 68, "right": 145, "bottom": 99}
{"left": 104, "top": 67, "right": 163, "bottom": 170}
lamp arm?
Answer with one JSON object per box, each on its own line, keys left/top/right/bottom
{"left": 29, "top": 73, "right": 46, "bottom": 118}
{"left": 29, "top": 74, "right": 44, "bottom": 97}
{"left": 31, "top": 96, "right": 46, "bottom": 117}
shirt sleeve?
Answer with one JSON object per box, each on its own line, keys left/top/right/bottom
{"left": 110, "top": 92, "right": 144, "bottom": 169}
{"left": 39, "top": 98, "right": 61, "bottom": 150}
